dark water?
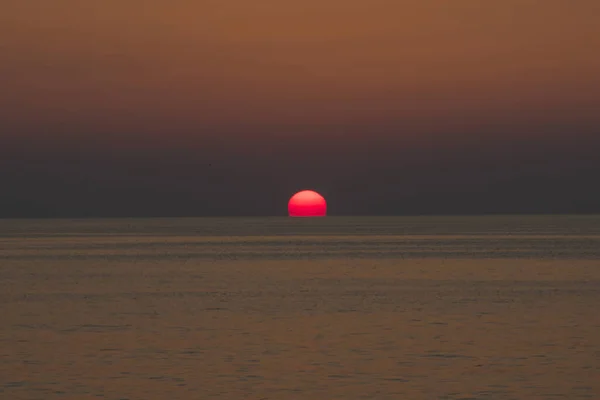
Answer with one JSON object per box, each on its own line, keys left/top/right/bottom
{"left": 1, "top": 216, "right": 599, "bottom": 399}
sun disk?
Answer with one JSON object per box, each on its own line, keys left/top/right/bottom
{"left": 288, "top": 190, "right": 327, "bottom": 217}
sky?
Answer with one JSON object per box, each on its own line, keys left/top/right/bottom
{"left": 1, "top": 0, "right": 600, "bottom": 217}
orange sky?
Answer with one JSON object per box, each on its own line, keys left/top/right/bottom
{"left": 2, "top": 0, "right": 599, "bottom": 148}
{"left": 1, "top": 1, "right": 600, "bottom": 216}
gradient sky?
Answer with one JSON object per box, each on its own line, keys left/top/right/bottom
{"left": 1, "top": 1, "right": 600, "bottom": 217}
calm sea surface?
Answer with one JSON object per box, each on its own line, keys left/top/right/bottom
{"left": 1, "top": 216, "right": 599, "bottom": 399}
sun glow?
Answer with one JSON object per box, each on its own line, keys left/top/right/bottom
{"left": 288, "top": 190, "right": 327, "bottom": 217}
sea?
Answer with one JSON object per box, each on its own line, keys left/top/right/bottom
{"left": 1, "top": 215, "right": 599, "bottom": 399}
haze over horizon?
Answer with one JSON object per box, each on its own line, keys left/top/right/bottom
{"left": 1, "top": 1, "right": 599, "bottom": 217}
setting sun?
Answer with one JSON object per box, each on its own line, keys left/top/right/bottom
{"left": 288, "top": 190, "right": 327, "bottom": 217}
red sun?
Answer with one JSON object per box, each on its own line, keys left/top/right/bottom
{"left": 288, "top": 190, "right": 327, "bottom": 217}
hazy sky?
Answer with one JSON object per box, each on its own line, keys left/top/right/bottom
{"left": 1, "top": 1, "right": 599, "bottom": 217}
